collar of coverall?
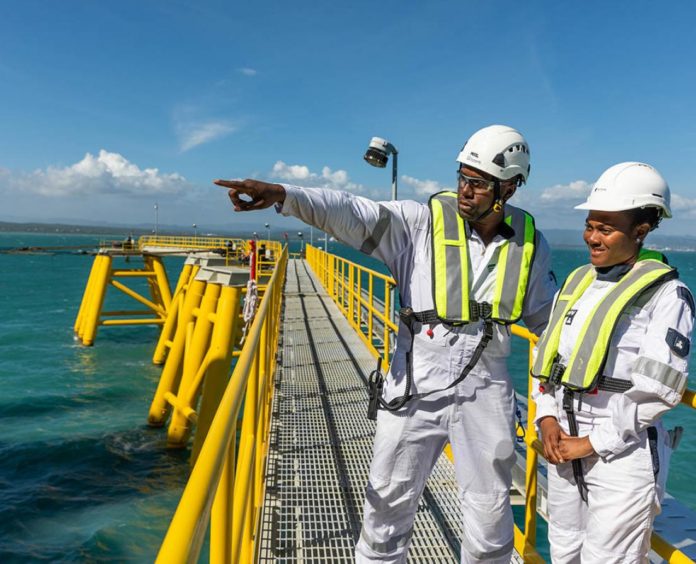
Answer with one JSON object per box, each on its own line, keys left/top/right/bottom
{"left": 466, "top": 219, "right": 515, "bottom": 241}
{"left": 595, "top": 262, "right": 633, "bottom": 282}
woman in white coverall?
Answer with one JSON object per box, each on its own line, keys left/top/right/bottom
{"left": 533, "top": 162, "right": 693, "bottom": 563}
{"left": 216, "top": 125, "right": 558, "bottom": 563}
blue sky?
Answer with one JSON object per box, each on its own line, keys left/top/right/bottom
{"left": 2, "top": 0, "right": 696, "bottom": 237}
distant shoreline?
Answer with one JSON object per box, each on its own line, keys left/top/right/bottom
{"left": 0, "top": 220, "right": 242, "bottom": 238}
{"left": 2, "top": 220, "right": 695, "bottom": 252}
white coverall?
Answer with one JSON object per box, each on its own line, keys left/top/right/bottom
{"left": 279, "top": 185, "right": 557, "bottom": 563}
{"left": 533, "top": 269, "right": 694, "bottom": 563}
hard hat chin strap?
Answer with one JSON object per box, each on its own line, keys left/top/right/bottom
{"left": 472, "top": 179, "right": 503, "bottom": 222}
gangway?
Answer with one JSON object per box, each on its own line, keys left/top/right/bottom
{"left": 257, "top": 258, "right": 489, "bottom": 562}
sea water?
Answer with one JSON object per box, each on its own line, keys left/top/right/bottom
{"left": 0, "top": 231, "right": 694, "bottom": 562}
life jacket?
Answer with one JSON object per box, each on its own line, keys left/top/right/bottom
{"left": 428, "top": 191, "right": 537, "bottom": 325}
{"left": 532, "top": 258, "right": 677, "bottom": 392}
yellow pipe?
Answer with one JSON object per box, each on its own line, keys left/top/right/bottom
{"left": 211, "top": 444, "right": 236, "bottom": 563}
{"left": 163, "top": 391, "right": 198, "bottom": 422}
{"left": 74, "top": 256, "right": 100, "bottom": 333}
{"left": 144, "top": 256, "right": 166, "bottom": 315}
{"left": 151, "top": 255, "right": 173, "bottom": 310}
{"left": 682, "top": 388, "right": 696, "bottom": 409}
{"left": 651, "top": 532, "right": 694, "bottom": 563}
{"left": 148, "top": 279, "right": 206, "bottom": 426}
{"left": 192, "top": 285, "right": 243, "bottom": 465}
{"left": 167, "top": 282, "right": 222, "bottom": 448}
{"left": 81, "top": 254, "right": 113, "bottom": 346}
{"left": 153, "top": 270, "right": 191, "bottom": 365}
{"left": 513, "top": 526, "right": 545, "bottom": 564}
{"left": 78, "top": 254, "right": 106, "bottom": 341}
{"left": 110, "top": 270, "right": 158, "bottom": 277}
{"left": 109, "top": 279, "right": 165, "bottom": 315}
{"left": 230, "top": 437, "right": 255, "bottom": 564}
{"left": 101, "top": 318, "right": 165, "bottom": 326}
{"left": 101, "top": 309, "right": 156, "bottom": 316}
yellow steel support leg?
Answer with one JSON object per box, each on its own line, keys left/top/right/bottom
{"left": 191, "top": 285, "right": 243, "bottom": 464}
{"left": 80, "top": 254, "right": 113, "bottom": 346}
{"left": 150, "top": 255, "right": 173, "bottom": 311}
{"left": 153, "top": 263, "right": 198, "bottom": 365}
{"left": 152, "top": 289, "right": 183, "bottom": 366}
{"left": 148, "top": 278, "right": 206, "bottom": 426}
{"left": 144, "top": 255, "right": 166, "bottom": 316}
{"left": 167, "top": 282, "right": 221, "bottom": 447}
{"left": 74, "top": 256, "right": 100, "bottom": 334}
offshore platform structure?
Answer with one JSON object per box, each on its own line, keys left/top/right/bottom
{"left": 73, "top": 235, "right": 696, "bottom": 564}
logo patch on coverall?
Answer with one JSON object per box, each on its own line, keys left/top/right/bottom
{"left": 666, "top": 328, "right": 690, "bottom": 358}
{"left": 564, "top": 309, "right": 577, "bottom": 325}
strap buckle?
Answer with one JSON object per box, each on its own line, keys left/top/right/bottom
{"left": 549, "top": 361, "right": 565, "bottom": 386}
{"left": 469, "top": 301, "right": 493, "bottom": 322}
{"left": 367, "top": 358, "right": 384, "bottom": 421}
{"left": 562, "top": 387, "right": 574, "bottom": 413}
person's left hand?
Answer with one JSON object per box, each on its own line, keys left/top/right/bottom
{"left": 558, "top": 436, "right": 595, "bottom": 461}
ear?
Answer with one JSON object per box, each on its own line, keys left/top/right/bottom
{"left": 501, "top": 184, "right": 517, "bottom": 202}
{"left": 634, "top": 222, "right": 651, "bottom": 243}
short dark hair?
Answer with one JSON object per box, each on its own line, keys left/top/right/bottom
{"left": 628, "top": 207, "right": 662, "bottom": 231}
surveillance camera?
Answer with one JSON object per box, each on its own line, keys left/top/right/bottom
{"left": 364, "top": 137, "right": 390, "bottom": 168}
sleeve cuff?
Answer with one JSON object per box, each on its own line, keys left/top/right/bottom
{"left": 588, "top": 425, "right": 631, "bottom": 459}
{"left": 533, "top": 393, "right": 559, "bottom": 426}
{"left": 276, "top": 184, "right": 300, "bottom": 216}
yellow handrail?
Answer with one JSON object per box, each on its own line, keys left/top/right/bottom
{"left": 156, "top": 246, "right": 288, "bottom": 563}
{"left": 306, "top": 244, "right": 398, "bottom": 370}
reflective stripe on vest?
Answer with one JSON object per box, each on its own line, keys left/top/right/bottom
{"left": 533, "top": 259, "right": 677, "bottom": 391}
{"left": 429, "top": 191, "right": 536, "bottom": 324}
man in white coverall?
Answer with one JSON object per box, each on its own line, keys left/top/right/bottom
{"left": 533, "top": 163, "right": 694, "bottom": 563}
{"left": 215, "top": 125, "right": 557, "bottom": 563}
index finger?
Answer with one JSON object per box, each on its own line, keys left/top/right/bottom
{"left": 213, "top": 179, "right": 246, "bottom": 189}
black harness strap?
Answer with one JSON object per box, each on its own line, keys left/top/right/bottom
{"left": 367, "top": 305, "right": 494, "bottom": 420}
{"left": 562, "top": 388, "right": 589, "bottom": 502}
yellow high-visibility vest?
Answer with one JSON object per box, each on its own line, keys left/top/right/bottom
{"left": 532, "top": 259, "right": 677, "bottom": 391}
{"left": 429, "top": 191, "right": 536, "bottom": 324}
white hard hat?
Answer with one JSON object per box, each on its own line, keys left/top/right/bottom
{"left": 456, "top": 125, "right": 531, "bottom": 182}
{"left": 575, "top": 162, "right": 672, "bottom": 219}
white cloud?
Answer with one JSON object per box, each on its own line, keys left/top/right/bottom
{"left": 238, "top": 67, "right": 257, "bottom": 76}
{"left": 3, "top": 150, "right": 189, "bottom": 197}
{"left": 270, "top": 161, "right": 364, "bottom": 192}
{"left": 671, "top": 193, "right": 696, "bottom": 213}
{"left": 177, "top": 120, "right": 236, "bottom": 152}
{"left": 400, "top": 175, "right": 450, "bottom": 196}
{"left": 539, "top": 180, "right": 591, "bottom": 203}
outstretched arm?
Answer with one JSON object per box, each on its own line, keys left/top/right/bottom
{"left": 214, "top": 178, "right": 421, "bottom": 272}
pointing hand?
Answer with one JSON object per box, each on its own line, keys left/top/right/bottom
{"left": 214, "top": 178, "right": 286, "bottom": 211}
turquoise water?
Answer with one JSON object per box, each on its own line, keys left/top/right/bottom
{"left": 1, "top": 232, "right": 695, "bottom": 562}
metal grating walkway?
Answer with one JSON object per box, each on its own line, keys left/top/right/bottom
{"left": 257, "top": 259, "right": 524, "bottom": 562}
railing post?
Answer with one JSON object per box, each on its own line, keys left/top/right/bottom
{"left": 523, "top": 339, "right": 539, "bottom": 554}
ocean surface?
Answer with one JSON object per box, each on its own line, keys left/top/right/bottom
{"left": 1, "top": 231, "right": 695, "bottom": 562}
